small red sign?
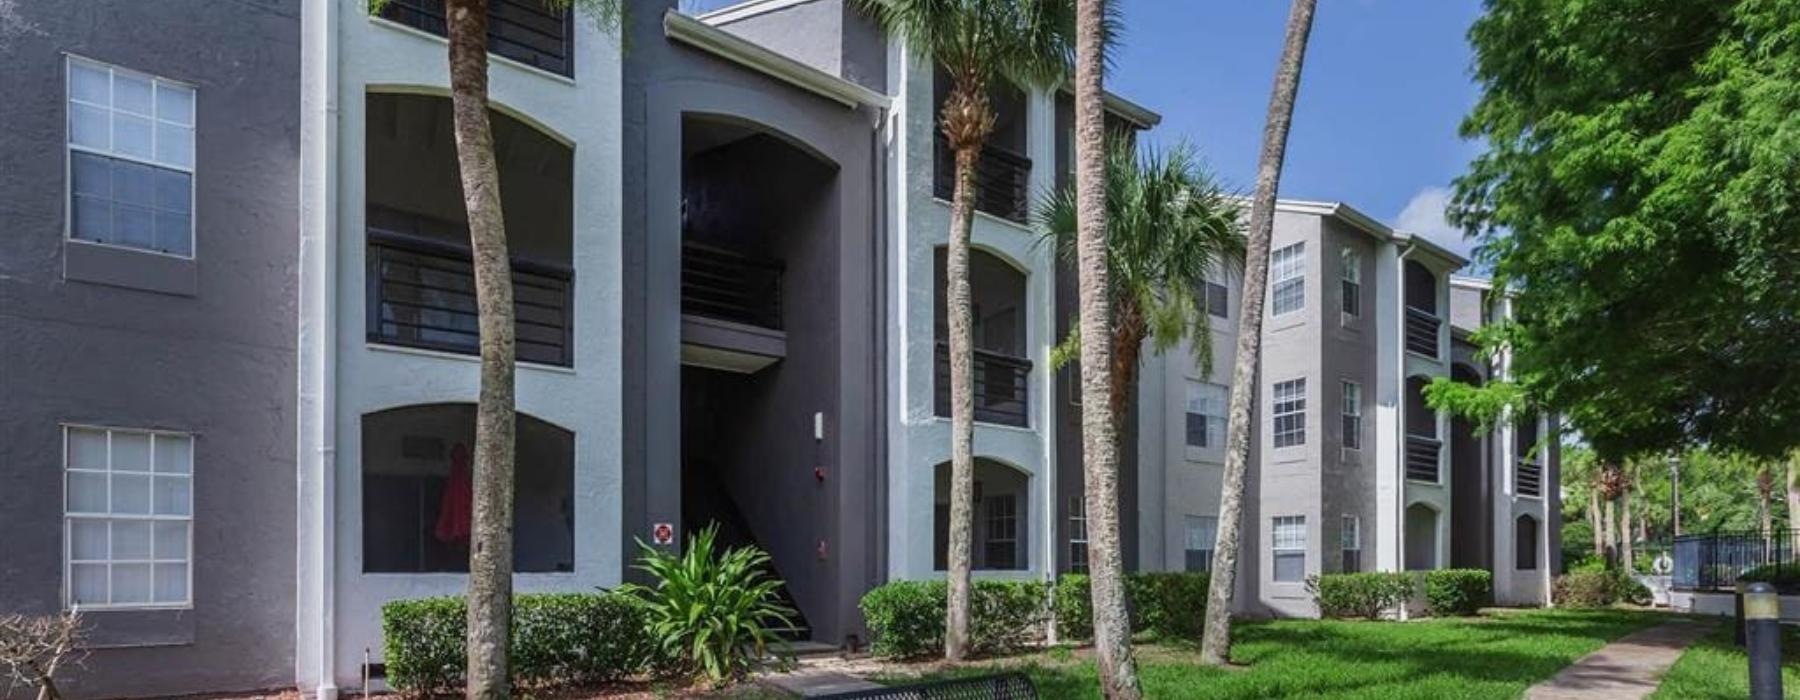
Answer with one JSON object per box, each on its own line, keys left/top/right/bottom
{"left": 652, "top": 522, "right": 676, "bottom": 546}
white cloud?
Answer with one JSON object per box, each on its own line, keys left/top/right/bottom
{"left": 1394, "top": 186, "right": 1476, "bottom": 263}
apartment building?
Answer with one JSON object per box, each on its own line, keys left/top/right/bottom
{"left": 0, "top": 1, "right": 1560, "bottom": 697}
{"left": 1135, "top": 201, "right": 1561, "bottom": 617}
{"left": 0, "top": 1, "right": 302, "bottom": 696}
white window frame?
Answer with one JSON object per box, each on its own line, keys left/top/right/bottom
{"left": 1270, "top": 242, "right": 1306, "bottom": 316}
{"left": 1184, "top": 515, "right": 1218, "bottom": 573}
{"left": 1272, "top": 378, "right": 1307, "bottom": 448}
{"left": 1203, "top": 280, "right": 1230, "bottom": 319}
{"left": 1272, "top": 516, "right": 1306, "bottom": 582}
{"left": 1340, "top": 247, "right": 1362, "bottom": 321}
{"left": 984, "top": 494, "right": 1019, "bottom": 569}
{"left": 1341, "top": 380, "right": 1363, "bottom": 451}
{"left": 63, "top": 424, "right": 194, "bottom": 611}
{"left": 1068, "top": 496, "right": 1088, "bottom": 573}
{"left": 1341, "top": 515, "right": 1361, "bottom": 572}
{"left": 1184, "top": 380, "right": 1229, "bottom": 450}
{"left": 65, "top": 54, "right": 198, "bottom": 260}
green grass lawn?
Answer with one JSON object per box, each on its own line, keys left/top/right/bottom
{"left": 879, "top": 609, "right": 1669, "bottom": 700}
{"left": 1651, "top": 623, "right": 1800, "bottom": 700}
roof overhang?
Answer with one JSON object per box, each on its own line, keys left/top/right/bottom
{"left": 664, "top": 10, "right": 891, "bottom": 110}
{"left": 1054, "top": 84, "right": 1162, "bottom": 128}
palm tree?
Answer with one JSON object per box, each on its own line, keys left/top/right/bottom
{"left": 366, "top": 1, "right": 617, "bottom": 697}
{"left": 1073, "top": 0, "right": 1139, "bottom": 694}
{"left": 858, "top": 0, "right": 1077, "bottom": 661}
{"left": 1199, "top": 0, "right": 1318, "bottom": 667}
{"left": 1038, "top": 140, "right": 1245, "bottom": 422}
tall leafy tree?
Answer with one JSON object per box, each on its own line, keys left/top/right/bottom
{"left": 1440, "top": 0, "right": 1800, "bottom": 461}
{"left": 1039, "top": 140, "right": 1245, "bottom": 420}
{"left": 1199, "top": 0, "right": 1317, "bottom": 667}
{"left": 858, "top": 0, "right": 1077, "bottom": 661}
{"left": 366, "top": 1, "right": 618, "bottom": 696}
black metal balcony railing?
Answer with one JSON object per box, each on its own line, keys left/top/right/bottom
{"left": 934, "top": 341, "right": 1031, "bottom": 428}
{"left": 1405, "top": 306, "right": 1441, "bottom": 358}
{"left": 1405, "top": 434, "right": 1441, "bottom": 482}
{"left": 1516, "top": 460, "right": 1543, "bottom": 498}
{"left": 681, "top": 242, "right": 785, "bottom": 330}
{"left": 1674, "top": 530, "right": 1800, "bottom": 593}
{"left": 367, "top": 228, "right": 574, "bottom": 366}
{"left": 934, "top": 137, "right": 1033, "bottom": 225}
{"left": 377, "top": 0, "right": 574, "bottom": 77}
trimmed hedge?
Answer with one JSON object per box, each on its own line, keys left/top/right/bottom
{"left": 1053, "top": 572, "right": 1211, "bottom": 641}
{"left": 1423, "top": 569, "right": 1493, "bottom": 617}
{"left": 1309, "top": 572, "right": 1415, "bottom": 619}
{"left": 859, "top": 580, "right": 1048, "bottom": 659}
{"left": 381, "top": 592, "right": 652, "bottom": 693}
{"left": 1553, "top": 568, "right": 1651, "bottom": 608}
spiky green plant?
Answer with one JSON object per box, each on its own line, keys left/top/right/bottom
{"left": 622, "top": 525, "right": 797, "bottom": 685}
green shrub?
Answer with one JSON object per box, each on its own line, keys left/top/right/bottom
{"left": 1614, "top": 571, "right": 1653, "bottom": 606}
{"left": 623, "top": 526, "right": 796, "bottom": 683}
{"left": 1126, "top": 572, "right": 1210, "bottom": 639}
{"left": 1423, "top": 569, "right": 1492, "bottom": 617}
{"left": 1052, "top": 574, "right": 1094, "bottom": 641}
{"left": 1554, "top": 569, "right": 1620, "bottom": 608}
{"left": 1309, "top": 572, "right": 1415, "bottom": 619}
{"left": 859, "top": 579, "right": 1048, "bottom": 659}
{"left": 1053, "top": 572, "right": 1210, "bottom": 641}
{"left": 380, "top": 591, "right": 651, "bottom": 694}
{"left": 860, "top": 580, "right": 947, "bottom": 658}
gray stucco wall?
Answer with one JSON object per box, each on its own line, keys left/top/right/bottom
{"left": 712, "top": 0, "right": 887, "bottom": 93}
{"left": 622, "top": 1, "right": 884, "bottom": 644}
{"left": 1318, "top": 217, "right": 1380, "bottom": 577}
{"left": 0, "top": 1, "right": 299, "bottom": 696}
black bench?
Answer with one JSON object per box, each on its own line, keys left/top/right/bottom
{"left": 814, "top": 672, "right": 1038, "bottom": 700}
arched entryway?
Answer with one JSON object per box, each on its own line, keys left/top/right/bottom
{"left": 1405, "top": 502, "right": 1440, "bottom": 571}
{"left": 933, "top": 458, "right": 1031, "bottom": 571}
{"left": 360, "top": 404, "right": 574, "bottom": 573}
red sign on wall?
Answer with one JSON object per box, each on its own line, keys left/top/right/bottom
{"left": 652, "top": 522, "right": 675, "bottom": 546}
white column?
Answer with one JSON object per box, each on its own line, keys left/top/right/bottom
{"left": 1373, "top": 241, "right": 1403, "bottom": 571}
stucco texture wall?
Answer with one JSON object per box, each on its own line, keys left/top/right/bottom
{"left": 0, "top": 1, "right": 301, "bottom": 696}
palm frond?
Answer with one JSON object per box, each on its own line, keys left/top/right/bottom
{"left": 1037, "top": 137, "right": 1246, "bottom": 375}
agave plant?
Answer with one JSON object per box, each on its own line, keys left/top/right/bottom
{"left": 623, "top": 525, "right": 797, "bottom": 684}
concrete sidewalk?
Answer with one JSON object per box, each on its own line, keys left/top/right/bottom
{"left": 1524, "top": 618, "right": 1716, "bottom": 699}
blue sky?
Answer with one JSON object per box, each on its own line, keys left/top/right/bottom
{"left": 684, "top": 0, "right": 1487, "bottom": 258}
{"left": 1108, "top": 0, "right": 1487, "bottom": 259}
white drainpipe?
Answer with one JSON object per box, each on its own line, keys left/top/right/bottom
{"left": 298, "top": 0, "right": 338, "bottom": 696}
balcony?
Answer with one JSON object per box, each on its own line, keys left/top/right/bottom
{"left": 367, "top": 228, "right": 574, "bottom": 367}
{"left": 934, "top": 137, "right": 1032, "bottom": 225}
{"left": 1405, "top": 434, "right": 1442, "bottom": 483}
{"left": 934, "top": 342, "right": 1032, "bottom": 428}
{"left": 1516, "top": 460, "right": 1543, "bottom": 498}
{"left": 1405, "top": 306, "right": 1441, "bottom": 358}
{"left": 376, "top": 0, "right": 574, "bottom": 77}
{"left": 679, "top": 242, "right": 786, "bottom": 373}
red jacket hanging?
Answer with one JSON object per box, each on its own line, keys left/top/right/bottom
{"left": 434, "top": 443, "right": 473, "bottom": 544}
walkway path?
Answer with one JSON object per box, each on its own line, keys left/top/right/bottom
{"left": 1524, "top": 618, "right": 1715, "bottom": 700}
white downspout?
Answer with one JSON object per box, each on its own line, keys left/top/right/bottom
{"left": 1393, "top": 242, "right": 1417, "bottom": 580}
{"left": 298, "top": 0, "right": 338, "bottom": 696}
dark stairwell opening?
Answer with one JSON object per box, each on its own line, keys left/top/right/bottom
{"left": 677, "top": 114, "right": 839, "bottom": 642}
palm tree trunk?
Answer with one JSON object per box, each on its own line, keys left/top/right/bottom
{"left": 1589, "top": 489, "right": 1604, "bottom": 559}
{"left": 1199, "top": 0, "right": 1317, "bottom": 668}
{"left": 1074, "top": 0, "right": 1138, "bottom": 695}
{"left": 943, "top": 141, "right": 978, "bottom": 662}
{"left": 1619, "top": 491, "right": 1634, "bottom": 572}
{"left": 1601, "top": 496, "right": 1616, "bottom": 569}
{"left": 447, "top": 2, "right": 517, "bottom": 697}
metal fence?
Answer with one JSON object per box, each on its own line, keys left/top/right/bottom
{"left": 1672, "top": 530, "right": 1800, "bottom": 592}
{"left": 818, "top": 673, "right": 1037, "bottom": 700}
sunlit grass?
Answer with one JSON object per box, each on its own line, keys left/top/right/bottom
{"left": 879, "top": 609, "right": 1669, "bottom": 699}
